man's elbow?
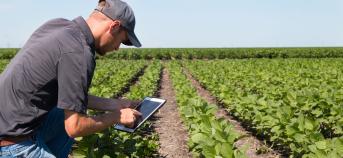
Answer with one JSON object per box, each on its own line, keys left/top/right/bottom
{"left": 65, "top": 123, "right": 81, "bottom": 138}
{"left": 64, "top": 110, "right": 82, "bottom": 138}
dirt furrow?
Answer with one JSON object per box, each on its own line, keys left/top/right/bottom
{"left": 183, "top": 67, "right": 281, "bottom": 158}
{"left": 153, "top": 68, "right": 192, "bottom": 158}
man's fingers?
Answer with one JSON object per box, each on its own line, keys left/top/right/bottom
{"left": 132, "top": 109, "right": 142, "bottom": 116}
{"left": 127, "top": 122, "right": 134, "bottom": 128}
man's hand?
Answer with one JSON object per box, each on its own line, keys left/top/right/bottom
{"left": 119, "top": 108, "right": 142, "bottom": 128}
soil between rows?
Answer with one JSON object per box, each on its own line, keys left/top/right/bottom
{"left": 153, "top": 67, "right": 192, "bottom": 158}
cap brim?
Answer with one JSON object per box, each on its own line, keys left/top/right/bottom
{"left": 123, "top": 31, "right": 141, "bottom": 47}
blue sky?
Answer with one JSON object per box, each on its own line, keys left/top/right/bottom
{"left": 0, "top": 0, "right": 342, "bottom": 48}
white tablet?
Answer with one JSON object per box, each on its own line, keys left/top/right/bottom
{"left": 114, "top": 97, "right": 166, "bottom": 133}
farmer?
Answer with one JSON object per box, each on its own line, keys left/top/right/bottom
{"left": 0, "top": 0, "right": 142, "bottom": 157}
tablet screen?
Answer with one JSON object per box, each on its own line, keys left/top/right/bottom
{"left": 114, "top": 97, "right": 166, "bottom": 133}
{"left": 135, "top": 98, "right": 162, "bottom": 126}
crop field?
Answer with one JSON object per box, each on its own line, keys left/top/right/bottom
{"left": 0, "top": 48, "right": 343, "bottom": 158}
{"left": 184, "top": 59, "right": 343, "bottom": 157}
{"left": 0, "top": 60, "right": 9, "bottom": 72}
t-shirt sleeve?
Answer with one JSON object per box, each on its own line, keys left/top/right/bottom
{"left": 57, "top": 52, "right": 88, "bottom": 114}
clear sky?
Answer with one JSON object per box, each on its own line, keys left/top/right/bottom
{"left": 0, "top": 0, "right": 342, "bottom": 48}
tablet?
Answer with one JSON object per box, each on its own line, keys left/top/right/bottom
{"left": 114, "top": 97, "right": 166, "bottom": 133}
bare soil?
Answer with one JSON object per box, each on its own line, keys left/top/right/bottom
{"left": 183, "top": 67, "right": 281, "bottom": 158}
{"left": 153, "top": 68, "right": 192, "bottom": 158}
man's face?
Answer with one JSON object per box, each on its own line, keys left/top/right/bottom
{"left": 96, "top": 22, "right": 129, "bottom": 56}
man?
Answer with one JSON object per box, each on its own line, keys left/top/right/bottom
{"left": 0, "top": 0, "right": 142, "bottom": 157}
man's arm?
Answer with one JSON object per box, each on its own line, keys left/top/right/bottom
{"left": 63, "top": 95, "right": 141, "bottom": 138}
{"left": 64, "top": 108, "right": 141, "bottom": 138}
{"left": 87, "top": 95, "right": 139, "bottom": 111}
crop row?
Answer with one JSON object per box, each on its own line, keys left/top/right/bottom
{"left": 2, "top": 48, "right": 343, "bottom": 60}
{"left": 123, "top": 61, "right": 162, "bottom": 100}
{"left": 0, "top": 60, "right": 9, "bottom": 73}
{"left": 91, "top": 59, "right": 124, "bottom": 86}
{"left": 166, "top": 61, "right": 246, "bottom": 158}
{"left": 104, "top": 48, "right": 343, "bottom": 60}
{"left": 75, "top": 60, "right": 162, "bottom": 157}
{"left": 0, "top": 48, "right": 19, "bottom": 59}
{"left": 184, "top": 59, "right": 343, "bottom": 157}
{"left": 89, "top": 60, "right": 147, "bottom": 98}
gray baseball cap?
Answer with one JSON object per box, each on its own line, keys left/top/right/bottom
{"left": 95, "top": 0, "right": 141, "bottom": 47}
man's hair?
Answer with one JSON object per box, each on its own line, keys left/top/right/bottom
{"left": 89, "top": 0, "right": 126, "bottom": 32}
{"left": 97, "top": 0, "right": 106, "bottom": 10}
{"left": 90, "top": 0, "right": 110, "bottom": 21}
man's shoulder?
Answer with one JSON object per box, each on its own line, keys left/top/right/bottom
{"left": 45, "top": 18, "right": 71, "bottom": 24}
{"left": 39, "top": 18, "right": 81, "bottom": 38}
{"left": 41, "top": 18, "right": 85, "bottom": 52}
{"left": 39, "top": 18, "right": 74, "bottom": 33}
{"left": 25, "top": 17, "right": 92, "bottom": 56}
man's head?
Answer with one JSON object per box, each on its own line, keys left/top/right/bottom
{"left": 87, "top": 0, "right": 141, "bottom": 55}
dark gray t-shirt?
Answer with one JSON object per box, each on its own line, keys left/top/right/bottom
{"left": 0, "top": 16, "right": 96, "bottom": 139}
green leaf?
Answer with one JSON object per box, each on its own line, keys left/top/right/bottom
{"left": 294, "top": 134, "right": 305, "bottom": 143}
{"left": 304, "top": 119, "right": 314, "bottom": 130}
{"left": 315, "top": 141, "right": 327, "bottom": 150}
{"left": 298, "top": 115, "right": 305, "bottom": 131}
{"left": 75, "top": 137, "right": 83, "bottom": 141}
{"left": 191, "top": 133, "right": 208, "bottom": 144}
{"left": 286, "top": 125, "right": 298, "bottom": 136}
{"left": 213, "top": 130, "right": 227, "bottom": 143}
{"left": 311, "top": 109, "right": 323, "bottom": 116}
{"left": 220, "top": 143, "right": 233, "bottom": 158}
{"left": 308, "top": 144, "right": 318, "bottom": 154}
{"left": 202, "top": 145, "right": 217, "bottom": 158}
{"left": 215, "top": 143, "right": 222, "bottom": 155}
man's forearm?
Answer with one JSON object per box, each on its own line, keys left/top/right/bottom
{"left": 88, "top": 95, "right": 138, "bottom": 112}
{"left": 88, "top": 95, "right": 123, "bottom": 111}
{"left": 64, "top": 107, "right": 141, "bottom": 138}
{"left": 64, "top": 110, "right": 120, "bottom": 138}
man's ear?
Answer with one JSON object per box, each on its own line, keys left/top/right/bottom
{"left": 109, "top": 20, "right": 121, "bottom": 31}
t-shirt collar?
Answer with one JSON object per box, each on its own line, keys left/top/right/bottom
{"left": 72, "top": 16, "right": 96, "bottom": 52}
